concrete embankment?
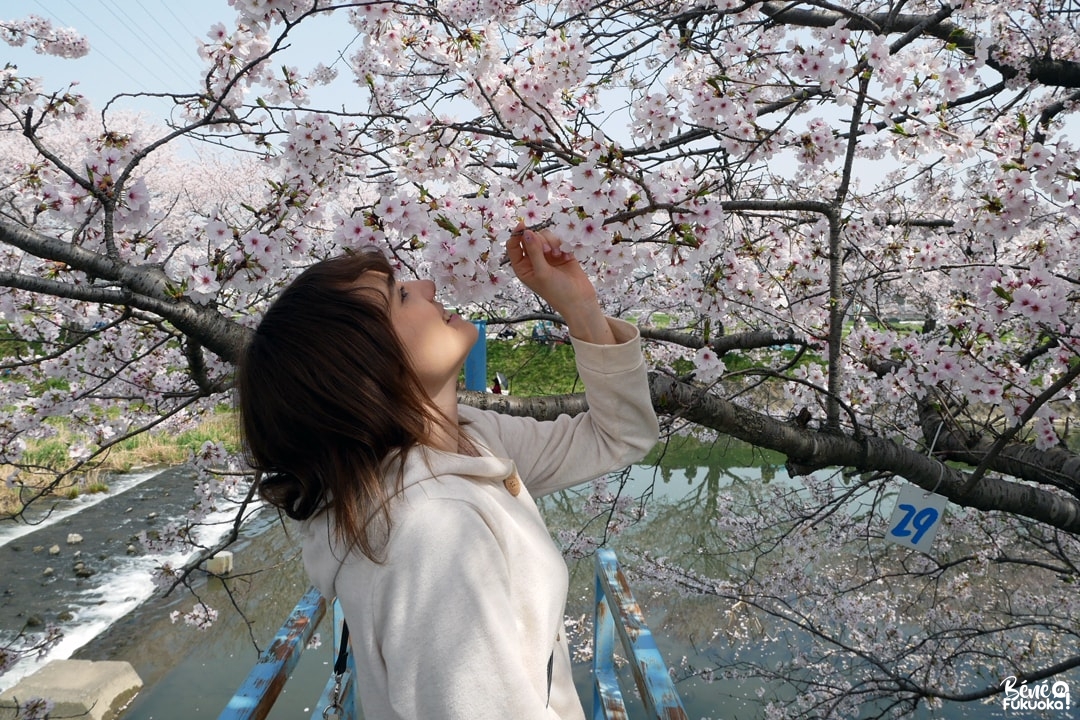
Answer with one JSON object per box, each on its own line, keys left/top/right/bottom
{"left": 1, "top": 465, "right": 325, "bottom": 718}
{"left": 0, "top": 659, "right": 142, "bottom": 720}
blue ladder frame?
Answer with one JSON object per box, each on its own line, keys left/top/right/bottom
{"left": 218, "top": 586, "right": 355, "bottom": 720}
{"left": 592, "top": 547, "right": 688, "bottom": 720}
{"left": 219, "top": 549, "right": 683, "bottom": 719}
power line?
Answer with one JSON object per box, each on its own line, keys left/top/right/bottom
{"left": 59, "top": 0, "right": 178, "bottom": 91}
{"left": 160, "top": 1, "right": 207, "bottom": 49}
{"left": 87, "top": 0, "right": 189, "bottom": 90}
{"left": 132, "top": 0, "right": 204, "bottom": 76}
{"left": 31, "top": 0, "right": 151, "bottom": 93}
{"left": 101, "top": 0, "right": 202, "bottom": 79}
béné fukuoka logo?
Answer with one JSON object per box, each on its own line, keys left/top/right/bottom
{"left": 1000, "top": 676, "right": 1071, "bottom": 713}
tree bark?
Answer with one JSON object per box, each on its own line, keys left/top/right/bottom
{"left": 465, "top": 376, "right": 1080, "bottom": 535}
{"left": 758, "top": 1, "right": 1080, "bottom": 88}
{"left": 0, "top": 219, "right": 252, "bottom": 362}
{"left": 919, "top": 404, "right": 1080, "bottom": 499}
{"left": 647, "top": 375, "right": 1080, "bottom": 534}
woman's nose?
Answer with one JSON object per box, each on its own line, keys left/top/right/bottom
{"left": 420, "top": 279, "right": 436, "bottom": 299}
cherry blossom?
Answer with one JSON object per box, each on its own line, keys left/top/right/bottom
{"left": 0, "top": 15, "right": 88, "bottom": 58}
{"left": 1, "top": 1, "right": 1079, "bottom": 712}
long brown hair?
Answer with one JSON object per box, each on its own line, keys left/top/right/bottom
{"left": 236, "top": 250, "right": 437, "bottom": 561}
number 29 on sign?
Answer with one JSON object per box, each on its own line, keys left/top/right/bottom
{"left": 886, "top": 484, "right": 948, "bottom": 554}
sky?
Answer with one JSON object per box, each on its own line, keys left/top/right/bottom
{"left": 4, "top": 0, "right": 360, "bottom": 116}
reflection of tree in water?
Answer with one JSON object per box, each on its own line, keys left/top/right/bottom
{"left": 544, "top": 434, "right": 791, "bottom": 575}
{"left": 545, "top": 431, "right": 1080, "bottom": 719}
{"left": 541, "top": 433, "right": 793, "bottom": 718}
{"left": 545, "top": 439, "right": 775, "bottom": 566}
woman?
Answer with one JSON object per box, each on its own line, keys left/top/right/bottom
{"left": 236, "top": 225, "right": 659, "bottom": 719}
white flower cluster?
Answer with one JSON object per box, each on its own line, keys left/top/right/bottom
{"left": 0, "top": 15, "right": 89, "bottom": 58}
{"left": 170, "top": 602, "right": 219, "bottom": 630}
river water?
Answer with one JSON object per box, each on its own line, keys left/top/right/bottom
{"left": 2, "top": 451, "right": 1077, "bottom": 718}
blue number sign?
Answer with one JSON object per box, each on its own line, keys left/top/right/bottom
{"left": 886, "top": 484, "right": 948, "bottom": 554}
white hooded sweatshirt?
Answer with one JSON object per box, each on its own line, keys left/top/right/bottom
{"left": 301, "top": 318, "right": 659, "bottom": 719}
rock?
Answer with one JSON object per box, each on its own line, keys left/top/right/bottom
{"left": 146, "top": 512, "right": 158, "bottom": 521}
{"left": 124, "top": 507, "right": 133, "bottom": 513}
{"left": 32, "top": 545, "right": 43, "bottom": 553}
{"left": 66, "top": 533, "right": 83, "bottom": 545}
{"left": 206, "top": 551, "right": 233, "bottom": 575}
{"left": 48, "top": 545, "right": 60, "bottom": 556}
{"left": 126, "top": 545, "right": 137, "bottom": 556}
{"left": 0, "top": 659, "right": 142, "bottom": 720}
{"left": 57, "top": 611, "right": 74, "bottom": 622}
{"left": 24, "top": 615, "right": 43, "bottom": 628}
{"left": 42, "top": 567, "right": 54, "bottom": 577}
{"left": 73, "top": 562, "right": 95, "bottom": 579}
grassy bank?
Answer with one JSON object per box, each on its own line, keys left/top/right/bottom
{"left": 485, "top": 336, "right": 581, "bottom": 395}
{"left": 1, "top": 335, "right": 577, "bottom": 515}
{"left": 1, "top": 412, "right": 240, "bottom": 516}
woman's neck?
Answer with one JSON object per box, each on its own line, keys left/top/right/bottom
{"left": 424, "top": 422, "right": 478, "bottom": 456}
{"left": 422, "top": 378, "right": 480, "bottom": 455}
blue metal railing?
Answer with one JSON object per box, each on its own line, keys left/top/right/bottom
{"left": 220, "top": 549, "right": 683, "bottom": 719}
{"left": 593, "top": 548, "right": 688, "bottom": 720}
{"left": 218, "top": 586, "right": 354, "bottom": 720}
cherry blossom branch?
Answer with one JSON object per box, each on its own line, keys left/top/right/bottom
{"left": 0, "top": 16, "right": 89, "bottom": 58}
{"left": 758, "top": 1, "right": 1080, "bottom": 87}
{"left": 160, "top": 478, "right": 263, "bottom": 597}
{"left": 15, "top": 107, "right": 99, "bottom": 200}
{"left": 468, "top": 366, "right": 1080, "bottom": 533}
{"left": 183, "top": 339, "right": 231, "bottom": 396}
{"left": 0, "top": 219, "right": 250, "bottom": 360}
{"left": 1035, "top": 88, "right": 1080, "bottom": 143}
{"left": 0, "top": 270, "right": 131, "bottom": 304}
{"left": 960, "top": 359, "right": 1080, "bottom": 495}
{"left": 7, "top": 391, "right": 208, "bottom": 519}
{"left": 919, "top": 401, "right": 1080, "bottom": 498}
{"left": 649, "top": 373, "right": 1080, "bottom": 534}
{"left": 638, "top": 326, "right": 805, "bottom": 355}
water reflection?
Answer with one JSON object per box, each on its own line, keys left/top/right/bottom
{"left": 543, "top": 434, "right": 1080, "bottom": 720}
{"left": 88, "top": 435, "right": 1080, "bottom": 719}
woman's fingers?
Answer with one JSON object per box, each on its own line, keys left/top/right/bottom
{"left": 543, "top": 230, "right": 572, "bottom": 262}
{"left": 518, "top": 229, "right": 548, "bottom": 274}
{"left": 505, "top": 220, "right": 527, "bottom": 265}
{"left": 530, "top": 228, "right": 573, "bottom": 266}
{"left": 506, "top": 221, "right": 575, "bottom": 280}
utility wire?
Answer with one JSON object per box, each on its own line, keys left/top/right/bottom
{"left": 31, "top": 0, "right": 150, "bottom": 92}
{"left": 133, "top": 0, "right": 205, "bottom": 76}
{"left": 102, "top": 0, "right": 202, "bottom": 78}
{"left": 161, "top": 1, "right": 208, "bottom": 49}
{"left": 87, "top": 0, "right": 187, "bottom": 90}
{"left": 59, "top": 0, "right": 178, "bottom": 91}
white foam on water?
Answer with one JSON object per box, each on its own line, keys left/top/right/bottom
{"left": 0, "top": 470, "right": 162, "bottom": 550}
{"left": 0, "top": 495, "right": 246, "bottom": 691}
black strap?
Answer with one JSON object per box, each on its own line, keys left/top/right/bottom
{"left": 545, "top": 650, "right": 554, "bottom": 707}
{"left": 323, "top": 621, "right": 351, "bottom": 719}
{"left": 335, "top": 620, "right": 351, "bottom": 676}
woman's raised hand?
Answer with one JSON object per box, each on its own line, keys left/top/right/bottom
{"left": 505, "top": 221, "right": 616, "bottom": 345}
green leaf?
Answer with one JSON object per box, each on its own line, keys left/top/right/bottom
{"left": 434, "top": 215, "right": 461, "bottom": 237}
